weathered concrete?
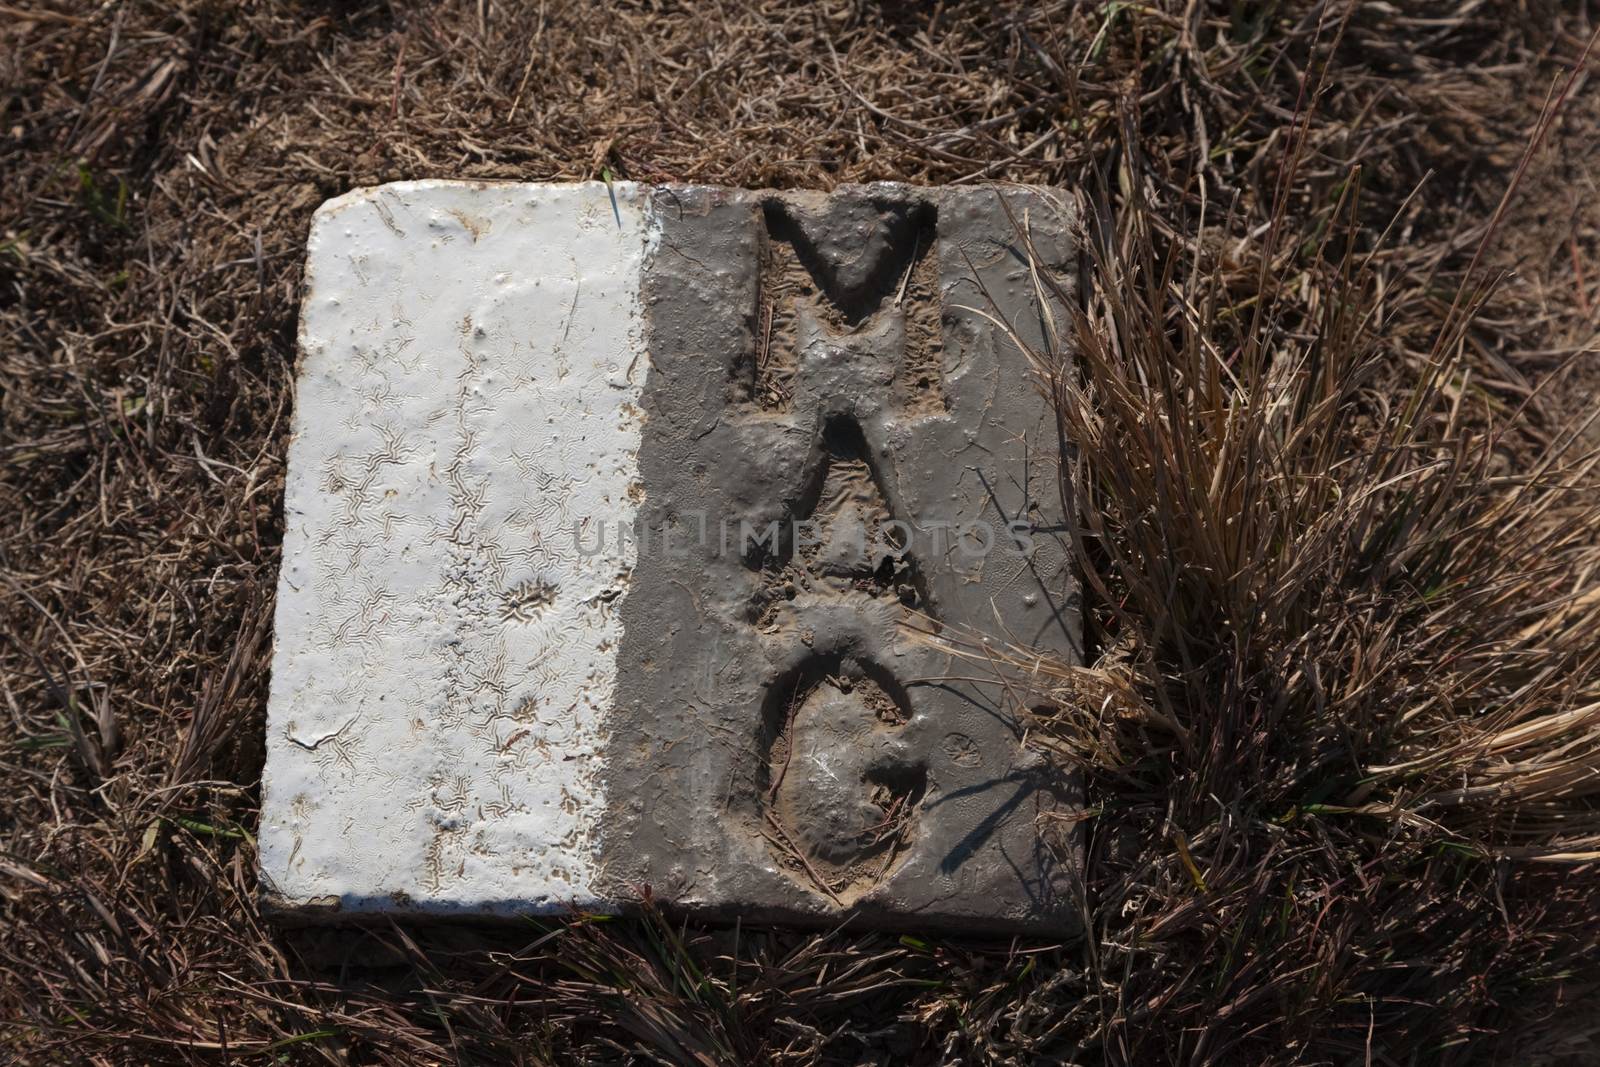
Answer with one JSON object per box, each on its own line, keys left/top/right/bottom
{"left": 599, "top": 184, "right": 1081, "bottom": 933}
{"left": 261, "top": 181, "right": 650, "bottom": 914}
{"left": 261, "top": 180, "right": 1082, "bottom": 934}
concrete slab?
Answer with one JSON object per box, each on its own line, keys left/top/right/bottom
{"left": 262, "top": 180, "right": 1083, "bottom": 934}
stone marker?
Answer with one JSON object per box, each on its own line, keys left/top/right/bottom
{"left": 262, "top": 180, "right": 1083, "bottom": 934}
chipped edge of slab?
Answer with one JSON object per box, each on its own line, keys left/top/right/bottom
{"left": 260, "top": 180, "right": 653, "bottom": 918}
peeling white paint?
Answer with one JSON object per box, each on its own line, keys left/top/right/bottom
{"left": 260, "top": 181, "right": 651, "bottom": 915}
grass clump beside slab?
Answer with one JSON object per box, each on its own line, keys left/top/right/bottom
{"left": 955, "top": 117, "right": 1600, "bottom": 1060}
{"left": 2, "top": 1, "right": 1598, "bottom": 1063}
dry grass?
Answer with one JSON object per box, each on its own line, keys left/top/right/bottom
{"left": 2, "top": 1, "right": 1598, "bottom": 1064}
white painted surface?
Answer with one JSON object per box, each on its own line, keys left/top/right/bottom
{"left": 260, "top": 181, "right": 652, "bottom": 913}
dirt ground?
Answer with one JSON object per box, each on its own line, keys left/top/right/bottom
{"left": 3, "top": 3, "right": 1599, "bottom": 1064}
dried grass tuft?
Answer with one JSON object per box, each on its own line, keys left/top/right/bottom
{"left": 934, "top": 110, "right": 1600, "bottom": 1059}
